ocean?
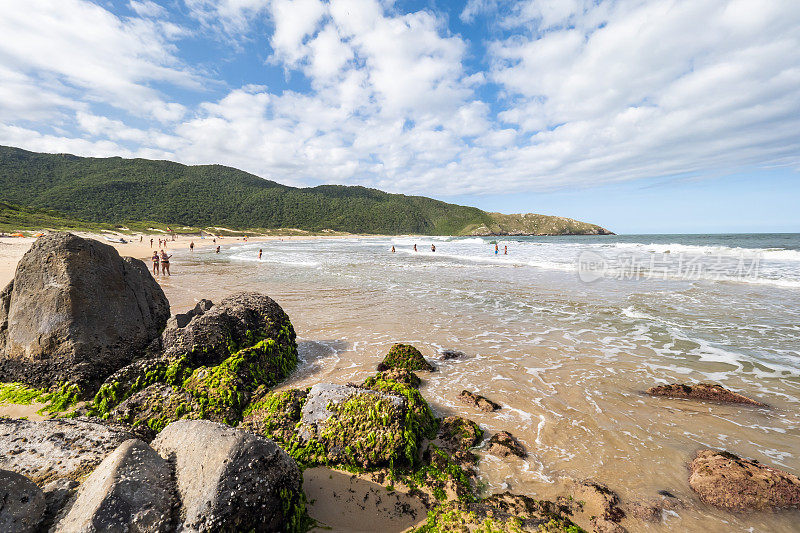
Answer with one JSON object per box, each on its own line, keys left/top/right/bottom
{"left": 158, "top": 233, "right": 800, "bottom": 532}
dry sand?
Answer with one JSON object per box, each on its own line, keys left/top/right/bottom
{"left": 0, "top": 231, "right": 362, "bottom": 287}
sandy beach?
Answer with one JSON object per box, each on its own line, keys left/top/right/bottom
{"left": 0, "top": 232, "right": 361, "bottom": 287}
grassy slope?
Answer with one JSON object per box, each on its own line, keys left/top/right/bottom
{"left": 465, "top": 212, "right": 613, "bottom": 236}
{"left": 0, "top": 145, "right": 611, "bottom": 235}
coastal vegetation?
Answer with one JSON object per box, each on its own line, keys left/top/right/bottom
{"left": 0, "top": 145, "right": 610, "bottom": 236}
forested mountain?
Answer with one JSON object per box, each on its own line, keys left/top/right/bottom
{"left": 0, "top": 146, "right": 610, "bottom": 235}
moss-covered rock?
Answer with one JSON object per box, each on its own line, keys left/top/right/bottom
{"left": 293, "top": 384, "right": 408, "bottom": 468}
{"left": 378, "top": 344, "right": 435, "bottom": 372}
{"left": 361, "top": 372, "right": 438, "bottom": 465}
{"left": 435, "top": 416, "right": 483, "bottom": 466}
{"left": 182, "top": 333, "right": 299, "bottom": 425}
{"left": 87, "top": 293, "right": 299, "bottom": 432}
{"left": 161, "top": 292, "right": 296, "bottom": 369}
{"left": 107, "top": 384, "right": 202, "bottom": 440}
{"left": 240, "top": 388, "right": 309, "bottom": 443}
{"left": 412, "top": 492, "right": 585, "bottom": 532}
{"left": 241, "top": 372, "right": 438, "bottom": 471}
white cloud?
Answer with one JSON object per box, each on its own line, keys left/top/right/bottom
{"left": 1, "top": 0, "right": 799, "bottom": 199}
{"left": 0, "top": 0, "right": 196, "bottom": 123}
{"left": 184, "top": 0, "right": 270, "bottom": 34}
{"left": 129, "top": 0, "right": 167, "bottom": 18}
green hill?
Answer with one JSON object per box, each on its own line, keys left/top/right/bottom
{"left": 0, "top": 145, "right": 611, "bottom": 236}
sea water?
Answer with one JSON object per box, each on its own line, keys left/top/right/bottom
{"left": 158, "top": 233, "right": 800, "bottom": 532}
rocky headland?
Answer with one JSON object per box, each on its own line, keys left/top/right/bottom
{"left": 0, "top": 233, "right": 797, "bottom": 532}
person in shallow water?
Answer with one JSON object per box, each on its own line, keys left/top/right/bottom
{"left": 151, "top": 251, "right": 159, "bottom": 275}
{"left": 504, "top": 245, "right": 508, "bottom": 255}
{"left": 160, "top": 250, "right": 172, "bottom": 276}
{"left": 216, "top": 246, "right": 220, "bottom": 254}
{"left": 189, "top": 241, "right": 194, "bottom": 252}
{"left": 495, "top": 243, "right": 499, "bottom": 255}
{"left": 258, "top": 249, "right": 262, "bottom": 260}
{"left": 391, "top": 246, "right": 395, "bottom": 253}
{"left": 431, "top": 244, "right": 436, "bottom": 252}
{"left": 414, "top": 244, "right": 417, "bottom": 252}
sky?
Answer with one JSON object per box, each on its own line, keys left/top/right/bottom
{"left": 0, "top": 0, "right": 798, "bottom": 234}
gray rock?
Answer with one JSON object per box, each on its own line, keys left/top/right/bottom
{"left": 166, "top": 299, "right": 214, "bottom": 329}
{"left": 41, "top": 479, "right": 79, "bottom": 532}
{"left": 0, "top": 233, "right": 169, "bottom": 393}
{"left": 160, "top": 292, "right": 296, "bottom": 368}
{"left": 0, "top": 418, "right": 133, "bottom": 484}
{"left": 53, "top": 439, "right": 173, "bottom": 533}
{"left": 0, "top": 470, "right": 45, "bottom": 533}
{"left": 151, "top": 420, "right": 304, "bottom": 532}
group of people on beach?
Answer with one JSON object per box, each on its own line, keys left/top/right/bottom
{"left": 151, "top": 250, "right": 172, "bottom": 276}
{"left": 150, "top": 237, "right": 174, "bottom": 249}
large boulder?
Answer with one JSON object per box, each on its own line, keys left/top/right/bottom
{"left": 0, "top": 470, "right": 45, "bottom": 533}
{"left": 160, "top": 292, "right": 295, "bottom": 368}
{"left": 0, "top": 418, "right": 133, "bottom": 484}
{"left": 689, "top": 449, "right": 800, "bottom": 511}
{"left": 151, "top": 420, "right": 306, "bottom": 532}
{"left": 0, "top": 233, "right": 169, "bottom": 394}
{"left": 53, "top": 439, "right": 173, "bottom": 533}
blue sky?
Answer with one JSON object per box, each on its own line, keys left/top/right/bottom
{"left": 0, "top": 0, "right": 798, "bottom": 233}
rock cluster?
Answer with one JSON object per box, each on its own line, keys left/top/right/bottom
{"left": 92, "top": 291, "right": 299, "bottom": 430}
{"left": 0, "top": 420, "right": 306, "bottom": 532}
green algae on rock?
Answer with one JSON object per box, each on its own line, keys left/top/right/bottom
{"left": 378, "top": 344, "right": 435, "bottom": 372}
{"left": 0, "top": 381, "right": 81, "bottom": 415}
{"left": 411, "top": 492, "right": 586, "bottom": 533}
{"left": 88, "top": 293, "right": 299, "bottom": 434}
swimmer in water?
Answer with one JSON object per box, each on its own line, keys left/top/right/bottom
{"left": 391, "top": 246, "right": 395, "bottom": 253}
{"left": 431, "top": 244, "right": 436, "bottom": 252}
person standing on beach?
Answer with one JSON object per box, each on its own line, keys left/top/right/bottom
{"left": 150, "top": 238, "right": 153, "bottom": 248}
{"left": 160, "top": 250, "right": 172, "bottom": 276}
{"left": 189, "top": 241, "right": 194, "bottom": 252}
{"left": 151, "top": 251, "right": 159, "bottom": 275}
{"left": 258, "top": 249, "right": 262, "bottom": 260}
